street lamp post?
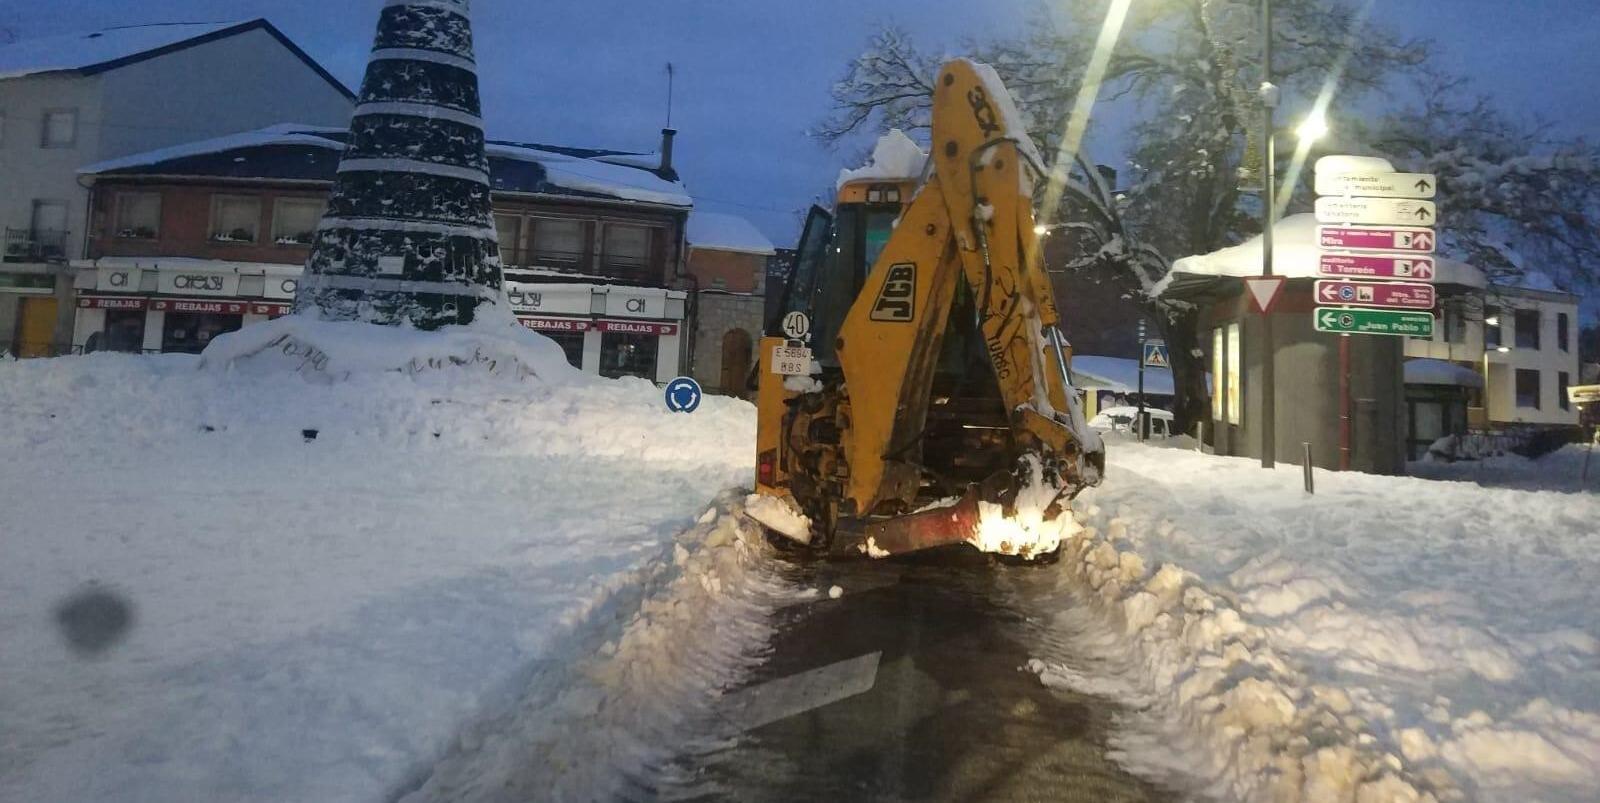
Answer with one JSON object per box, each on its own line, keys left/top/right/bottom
{"left": 1259, "top": 0, "right": 1278, "bottom": 469}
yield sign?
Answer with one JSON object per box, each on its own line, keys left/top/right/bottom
{"left": 1243, "top": 276, "right": 1287, "bottom": 313}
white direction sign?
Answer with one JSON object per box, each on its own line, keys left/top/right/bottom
{"left": 1316, "top": 197, "right": 1437, "bottom": 227}
{"left": 1315, "top": 172, "right": 1437, "bottom": 199}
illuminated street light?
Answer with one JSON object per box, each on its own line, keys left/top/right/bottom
{"left": 1296, "top": 110, "right": 1328, "bottom": 142}
{"left": 1497, "top": 346, "right": 1511, "bottom": 353}
{"left": 1484, "top": 315, "right": 1501, "bottom": 327}
{"left": 1034, "top": 224, "right": 1051, "bottom": 236}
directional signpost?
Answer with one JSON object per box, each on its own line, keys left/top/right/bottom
{"left": 1314, "top": 161, "right": 1441, "bottom": 471}
{"left": 1318, "top": 253, "right": 1435, "bottom": 281}
{"left": 1314, "top": 308, "right": 1434, "bottom": 337}
{"left": 1315, "top": 197, "right": 1437, "bottom": 227}
{"left": 1314, "top": 279, "right": 1436, "bottom": 310}
{"left": 1318, "top": 225, "right": 1434, "bottom": 254}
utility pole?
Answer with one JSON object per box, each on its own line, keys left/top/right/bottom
{"left": 1137, "top": 318, "right": 1148, "bottom": 441}
{"left": 1259, "top": 0, "right": 1278, "bottom": 469}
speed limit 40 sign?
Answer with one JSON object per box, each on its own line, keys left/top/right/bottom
{"left": 781, "top": 311, "right": 811, "bottom": 340}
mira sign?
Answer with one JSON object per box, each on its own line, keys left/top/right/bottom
{"left": 1314, "top": 308, "right": 1434, "bottom": 337}
{"left": 1317, "top": 226, "right": 1435, "bottom": 254}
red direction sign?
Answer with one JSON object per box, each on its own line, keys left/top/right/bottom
{"left": 1318, "top": 253, "right": 1435, "bottom": 282}
{"left": 1318, "top": 226, "right": 1435, "bottom": 254}
{"left": 1315, "top": 280, "right": 1435, "bottom": 310}
{"left": 1243, "top": 276, "right": 1287, "bottom": 313}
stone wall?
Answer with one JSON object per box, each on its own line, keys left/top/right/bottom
{"left": 692, "top": 291, "right": 765, "bottom": 396}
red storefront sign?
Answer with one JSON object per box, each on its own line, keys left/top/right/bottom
{"left": 151, "top": 299, "right": 248, "bottom": 315}
{"left": 518, "top": 317, "right": 592, "bottom": 333}
{"left": 78, "top": 296, "right": 148, "bottom": 311}
{"left": 597, "top": 320, "right": 679, "bottom": 336}
{"left": 251, "top": 303, "right": 293, "bottom": 316}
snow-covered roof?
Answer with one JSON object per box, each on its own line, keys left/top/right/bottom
{"left": 1157, "top": 213, "right": 1486, "bottom": 298}
{"left": 0, "top": 21, "right": 239, "bottom": 79}
{"left": 686, "top": 212, "right": 775, "bottom": 255}
{"left": 1072, "top": 355, "right": 1175, "bottom": 396}
{"left": 79, "top": 124, "right": 347, "bottom": 176}
{"left": 0, "top": 20, "right": 355, "bottom": 99}
{"left": 1404, "top": 359, "right": 1485, "bottom": 389}
{"left": 77, "top": 123, "right": 691, "bottom": 208}
{"left": 837, "top": 129, "right": 928, "bottom": 189}
{"left": 487, "top": 143, "right": 691, "bottom": 208}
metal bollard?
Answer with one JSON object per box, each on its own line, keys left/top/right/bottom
{"left": 1302, "top": 442, "right": 1314, "bottom": 494}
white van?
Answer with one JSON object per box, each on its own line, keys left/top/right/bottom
{"left": 1088, "top": 406, "right": 1176, "bottom": 439}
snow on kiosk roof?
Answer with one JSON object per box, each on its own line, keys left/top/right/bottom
{"left": 0, "top": 20, "right": 354, "bottom": 99}
{"left": 1156, "top": 213, "right": 1485, "bottom": 300}
{"left": 687, "top": 212, "right": 775, "bottom": 255}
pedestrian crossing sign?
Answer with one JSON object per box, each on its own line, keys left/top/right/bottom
{"left": 1142, "top": 342, "right": 1170, "bottom": 369}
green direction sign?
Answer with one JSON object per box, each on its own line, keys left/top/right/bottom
{"left": 1314, "top": 307, "right": 1434, "bottom": 337}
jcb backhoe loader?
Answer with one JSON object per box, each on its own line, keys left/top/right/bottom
{"left": 749, "top": 59, "right": 1105, "bottom": 560}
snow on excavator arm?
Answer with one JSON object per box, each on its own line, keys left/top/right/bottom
{"left": 834, "top": 59, "right": 1104, "bottom": 520}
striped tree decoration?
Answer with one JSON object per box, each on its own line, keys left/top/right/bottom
{"left": 297, "top": 0, "right": 503, "bottom": 329}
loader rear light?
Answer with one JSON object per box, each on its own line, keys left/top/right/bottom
{"left": 758, "top": 449, "right": 777, "bottom": 486}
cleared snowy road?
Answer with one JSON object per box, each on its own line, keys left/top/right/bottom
{"left": 663, "top": 554, "right": 1171, "bottom": 802}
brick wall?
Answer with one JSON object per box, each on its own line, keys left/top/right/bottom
{"left": 687, "top": 247, "right": 764, "bottom": 293}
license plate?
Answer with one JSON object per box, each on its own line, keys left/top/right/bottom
{"left": 772, "top": 345, "right": 813, "bottom": 376}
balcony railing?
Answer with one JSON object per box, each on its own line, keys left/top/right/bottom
{"left": 4, "top": 228, "right": 71, "bottom": 264}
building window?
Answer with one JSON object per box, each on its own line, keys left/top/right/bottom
{"left": 1442, "top": 303, "right": 1468, "bottom": 344}
{"left": 1559, "top": 372, "right": 1571, "bottom": 411}
{"left": 531, "top": 217, "right": 584, "bottom": 266}
{"left": 542, "top": 330, "right": 585, "bottom": 369}
{"left": 1211, "top": 328, "right": 1224, "bottom": 422}
{"left": 1515, "top": 369, "right": 1541, "bottom": 409}
{"left": 603, "top": 224, "right": 652, "bottom": 274}
{"left": 86, "top": 309, "right": 146, "bottom": 354}
{"left": 271, "top": 198, "right": 324, "bottom": 245}
{"left": 1558, "top": 313, "right": 1570, "bottom": 352}
{"left": 1226, "top": 323, "right": 1242, "bottom": 425}
{"left": 162, "top": 310, "right": 243, "bottom": 354}
{"left": 40, "top": 109, "right": 77, "bottom": 148}
{"left": 711, "top": 276, "right": 727, "bottom": 290}
{"left": 114, "top": 192, "right": 161, "bottom": 239}
{"left": 210, "top": 195, "right": 261, "bottom": 243}
{"left": 1484, "top": 306, "right": 1501, "bottom": 348}
{"left": 1514, "top": 309, "right": 1540, "bottom": 350}
{"left": 495, "top": 214, "right": 523, "bottom": 264}
{"left": 599, "top": 330, "right": 659, "bottom": 380}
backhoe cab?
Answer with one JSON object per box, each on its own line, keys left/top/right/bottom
{"left": 752, "top": 59, "right": 1104, "bottom": 560}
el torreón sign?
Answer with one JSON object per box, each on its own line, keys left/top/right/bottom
{"left": 1314, "top": 308, "right": 1434, "bottom": 337}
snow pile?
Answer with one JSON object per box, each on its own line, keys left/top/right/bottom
{"left": 836, "top": 128, "right": 927, "bottom": 189}
{"left": 487, "top": 143, "right": 692, "bottom": 207}
{"left": 968, "top": 456, "right": 1076, "bottom": 560}
{"left": 1315, "top": 154, "right": 1400, "bottom": 176}
{"left": 78, "top": 123, "right": 346, "bottom": 175}
{"left": 687, "top": 211, "right": 776, "bottom": 255}
{"left": 1413, "top": 443, "right": 1599, "bottom": 493}
{"left": 744, "top": 493, "right": 813, "bottom": 545}
{"left": 1020, "top": 443, "right": 1600, "bottom": 802}
{"left": 0, "top": 325, "right": 758, "bottom": 802}
{"left": 396, "top": 493, "right": 802, "bottom": 802}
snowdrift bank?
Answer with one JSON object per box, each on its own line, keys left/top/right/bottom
{"left": 1020, "top": 444, "right": 1599, "bottom": 803}
{"left": 399, "top": 493, "right": 803, "bottom": 802}
{"left": 0, "top": 321, "right": 758, "bottom": 803}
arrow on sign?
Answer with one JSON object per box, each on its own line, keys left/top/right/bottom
{"left": 1319, "top": 310, "right": 1340, "bottom": 328}
{"left": 1415, "top": 178, "right": 1432, "bottom": 193}
{"left": 1413, "top": 206, "right": 1432, "bottom": 222}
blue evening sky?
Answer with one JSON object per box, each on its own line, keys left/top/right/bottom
{"left": 6, "top": 0, "right": 1598, "bottom": 246}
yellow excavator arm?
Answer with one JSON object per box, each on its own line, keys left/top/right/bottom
{"left": 754, "top": 59, "right": 1104, "bottom": 557}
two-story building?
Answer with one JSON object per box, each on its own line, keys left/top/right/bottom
{"left": 685, "top": 211, "right": 774, "bottom": 396}
{"left": 0, "top": 20, "right": 354, "bottom": 357}
{"left": 70, "top": 123, "right": 695, "bottom": 382}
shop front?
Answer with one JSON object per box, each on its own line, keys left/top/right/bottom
{"left": 506, "top": 281, "right": 686, "bottom": 383}
{"left": 72, "top": 258, "right": 299, "bottom": 355}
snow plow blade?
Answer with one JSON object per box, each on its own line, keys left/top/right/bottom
{"left": 859, "top": 492, "right": 982, "bottom": 558}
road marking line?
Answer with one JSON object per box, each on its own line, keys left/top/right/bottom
{"left": 716, "top": 651, "right": 882, "bottom": 733}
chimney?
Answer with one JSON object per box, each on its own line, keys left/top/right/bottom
{"left": 659, "top": 128, "right": 677, "bottom": 179}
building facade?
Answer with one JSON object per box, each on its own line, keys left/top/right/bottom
{"left": 0, "top": 20, "right": 354, "bottom": 357}
{"left": 71, "top": 125, "right": 697, "bottom": 383}
{"left": 684, "top": 212, "right": 774, "bottom": 397}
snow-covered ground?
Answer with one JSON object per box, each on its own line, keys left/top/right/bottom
{"left": 1021, "top": 441, "right": 1600, "bottom": 802}
{"left": 1410, "top": 444, "right": 1600, "bottom": 494}
{"left": 0, "top": 318, "right": 764, "bottom": 802}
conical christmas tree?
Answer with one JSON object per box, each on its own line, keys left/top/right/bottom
{"left": 297, "top": 0, "right": 502, "bottom": 329}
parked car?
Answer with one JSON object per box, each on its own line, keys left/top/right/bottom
{"left": 1089, "top": 406, "right": 1176, "bottom": 439}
